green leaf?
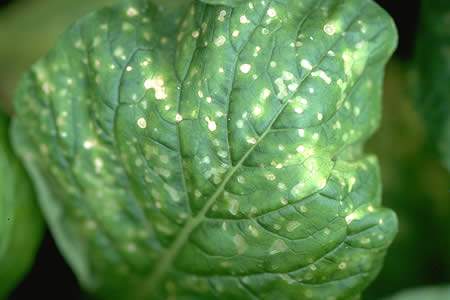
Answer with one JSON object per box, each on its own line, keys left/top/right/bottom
{"left": 12, "top": 0, "right": 398, "bottom": 299}
{"left": 411, "top": 0, "right": 450, "bottom": 171}
{"left": 383, "top": 285, "right": 450, "bottom": 300}
{"left": 0, "top": 110, "right": 44, "bottom": 299}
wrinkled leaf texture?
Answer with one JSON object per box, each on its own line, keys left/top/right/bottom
{"left": 12, "top": 0, "right": 398, "bottom": 299}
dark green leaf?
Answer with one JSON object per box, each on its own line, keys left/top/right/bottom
{"left": 411, "top": 0, "right": 450, "bottom": 171}
{"left": 12, "top": 0, "right": 398, "bottom": 299}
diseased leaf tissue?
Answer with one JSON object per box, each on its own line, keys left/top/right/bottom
{"left": 11, "top": 0, "right": 398, "bottom": 299}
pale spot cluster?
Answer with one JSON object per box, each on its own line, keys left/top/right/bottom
{"left": 144, "top": 77, "right": 168, "bottom": 100}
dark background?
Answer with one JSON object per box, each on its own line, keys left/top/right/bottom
{"left": 1, "top": 0, "right": 448, "bottom": 299}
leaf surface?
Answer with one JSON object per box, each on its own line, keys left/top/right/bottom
{"left": 12, "top": 0, "right": 397, "bottom": 299}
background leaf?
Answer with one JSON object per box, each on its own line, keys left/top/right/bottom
{"left": 382, "top": 285, "right": 450, "bottom": 300}
{"left": 0, "top": 109, "right": 44, "bottom": 299}
{"left": 0, "top": 0, "right": 119, "bottom": 114}
{"left": 364, "top": 59, "right": 450, "bottom": 300}
{"left": 410, "top": 0, "right": 450, "bottom": 171}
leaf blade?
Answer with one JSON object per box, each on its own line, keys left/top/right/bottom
{"left": 12, "top": 0, "right": 398, "bottom": 299}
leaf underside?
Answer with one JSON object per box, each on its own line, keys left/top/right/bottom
{"left": 12, "top": 0, "right": 398, "bottom": 299}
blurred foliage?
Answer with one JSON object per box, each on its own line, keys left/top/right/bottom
{"left": 410, "top": 0, "right": 450, "bottom": 171}
{"left": 0, "top": 0, "right": 183, "bottom": 114}
{"left": 364, "top": 60, "right": 450, "bottom": 299}
{"left": 0, "top": 0, "right": 448, "bottom": 299}
{"left": 0, "top": 0, "right": 118, "bottom": 113}
{"left": 0, "top": 110, "right": 44, "bottom": 298}
{"left": 364, "top": 1, "right": 450, "bottom": 297}
{"left": 382, "top": 285, "right": 450, "bottom": 300}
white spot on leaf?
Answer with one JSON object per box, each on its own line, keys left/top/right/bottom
{"left": 126, "top": 7, "right": 139, "bottom": 17}
{"left": 345, "top": 213, "right": 355, "bottom": 224}
{"left": 262, "top": 88, "right": 271, "bottom": 99}
{"left": 253, "top": 106, "right": 262, "bottom": 116}
{"left": 137, "top": 118, "right": 147, "bottom": 129}
{"left": 230, "top": 199, "right": 239, "bottom": 215}
{"left": 144, "top": 77, "right": 167, "bottom": 100}
{"left": 267, "top": 8, "right": 277, "bottom": 18}
{"left": 214, "top": 35, "right": 226, "bottom": 46}
{"left": 205, "top": 117, "right": 217, "bottom": 132}
{"left": 240, "top": 64, "right": 252, "bottom": 73}
{"left": 287, "top": 221, "right": 300, "bottom": 232}
{"left": 298, "top": 129, "right": 305, "bottom": 137}
{"left": 301, "top": 59, "right": 313, "bottom": 70}
{"left": 164, "top": 184, "right": 180, "bottom": 202}
{"left": 269, "top": 239, "right": 288, "bottom": 255}
{"left": 233, "top": 234, "right": 247, "bottom": 254}
{"left": 323, "top": 23, "right": 336, "bottom": 35}
{"left": 240, "top": 15, "right": 250, "bottom": 24}
{"left": 218, "top": 10, "right": 227, "bottom": 22}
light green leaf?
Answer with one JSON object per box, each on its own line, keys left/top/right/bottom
{"left": 12, "top": 0, "right": 398, "bottom": 299}
{"left": 383, "top": 285, "right": 450, "bottom": 300}
{"left": 0, "top": 110, "right": 44, "bottom": 299}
